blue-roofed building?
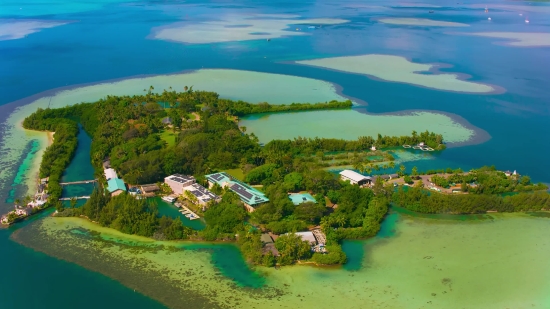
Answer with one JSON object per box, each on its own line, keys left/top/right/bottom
{"left": 205, "top": 172, "right": 269, "bottom": 212}
{"left": 288, "top": 193, "right": 317, "bottom": 205}
{"left": 107, "top": 178, "right": 127, "bottom": 196}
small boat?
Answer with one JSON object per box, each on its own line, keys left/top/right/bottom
{"left": 162, "top": 196, "right": 176, "bottom": 203}
{"left": 266, "top": 38, "right": 270, "bottom": 41}
{"left": 519, "top": 13, "right": 523, "bottom": 16}
{"left": 488, "top": 17, "right": 491, "bottom": 21}
{"left": 429, "top": 10, "right": 434, "bottom": 13}
{"left": 525, "top": 19, "right": 529, "bottom": 23}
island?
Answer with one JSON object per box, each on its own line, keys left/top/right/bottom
{"left": 4, "top": 88, "right": 548, "bottom": 268}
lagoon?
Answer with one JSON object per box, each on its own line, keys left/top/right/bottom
{"left": 240, "top": 109, "right": 485, "bottom": 146}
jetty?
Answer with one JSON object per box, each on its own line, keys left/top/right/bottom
{"left": 178, "top": 204, "right": 200, "bottom": 220}
{"left": 59, "top": 196, "right": 90, "bottom": 201}
{"left": 59, "top": 179, "right": 97, "bottom": 186}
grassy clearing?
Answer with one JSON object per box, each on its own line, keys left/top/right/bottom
{"left": 160, "top": 130, "right": 177, "bottom": 147}
{"left": 225, "top": 168, "right": 245, "bottom": 181}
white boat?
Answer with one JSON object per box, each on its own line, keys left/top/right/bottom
{"left": 525, "top": 19, "right": 529, "bottom": 23}
{"left": 488, "top": 17, "right": 491, "bottom": 21}
{"left": 162, "top": 196, "right": 176, "bottom": 203}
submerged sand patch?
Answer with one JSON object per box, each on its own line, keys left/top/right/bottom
{"left": 0, "top": 19, "right": 70, "bottom": 41}
{"left": 151, "top": 15, "right": 348, "bottom": 44}
{"left": 467, "top": 32, "right": 550, "bottom": 47}
{"left": 13, "top": 213, "right": 550, "bottom": 309}
{"left": 378, "top": 18, "right": 469, "bottom": 27}
{"left": 295, "top": 54, "right": 498, "bottom": 93}
{"left": 0, "top": 69, "right": 347, "bottom": 203}
{"left": 239, "top": 109, "right": 483, "bottom": 146}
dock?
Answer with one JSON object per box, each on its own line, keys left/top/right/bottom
{"left": 59, "top": 179, "right": 97, "bottom": 186}
{"left": 59, "top": 196, "right": 90, "bottom": 201}
{"left": 178, "top": 204, "right": 200, "bottom": 220}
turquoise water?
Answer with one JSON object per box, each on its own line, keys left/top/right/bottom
{"left": 152, "top": 197, "right": 206, "bottom": 230}
{"left": 1, "top": 0, "right": 550, "bottom": 307}
{"left": 0, "top": 221, "right": 166, "bottom": 309}
{"left": 183, "top": 243, "right": 266, "bottom": 288}
{"left": 60, "top": 126, "right": 96, "bottom": 199}
{"left": 4, "top": 140, "right": 41, "bottom": 203}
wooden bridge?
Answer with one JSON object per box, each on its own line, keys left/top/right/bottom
{"left": 59, "top": 179, "right": 97, "bottom": 186}
{"left": 59, "top": 196, "right": 90, "bottom": 201}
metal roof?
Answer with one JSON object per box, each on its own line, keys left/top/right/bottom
{"left": 339, "top": 169, "right": 369, "bottom": 182}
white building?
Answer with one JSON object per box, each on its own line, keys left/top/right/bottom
{"left": 294, "top": 231, "right": 317, "bottom": 245}
{"left": 104, "top": 168, "right": 118, "bottom": 181}
{"left": 339, "top": 170, "right": 371, "bottom": 186}
{"left": 183, "top": 183, "right": 220, "bottom": 205}
{"left": 164, "top": 174, "right": 196, "bottom": 195}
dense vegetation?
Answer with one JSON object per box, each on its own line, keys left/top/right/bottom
{"left": 210, "top": 99, "right": 353, "bottom": 116}
{"left": 441, "top": 166, "right": 545, "bottom": 193}
{"left": 393, "top": 185, "right": 550, "bottom": 214}
{"left": 22, "top": 108, "right": 79, "bottom": 209}
{"left": 58, "top": 190, "right": 195, "bottom": 240}
{"left": 26, "top": 88, "right": 550, "bottom": 267}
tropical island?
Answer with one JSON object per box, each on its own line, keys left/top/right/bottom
{"left": 4, "top": 88, "right": 549, "bottom": 268}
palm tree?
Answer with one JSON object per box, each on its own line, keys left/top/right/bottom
{"left": 389, "top": 161, "right": 396, "bottom": 169}
{"left": 412, "top": 166, "right": 418, "bottom": 176}
{"left": 399, "top": 164, "right": 406, "bottom": 175}
{"left": 184, "top": 86, "right": 188, "bottom": 92}
{"left": 14, "top": 198, "right": 20, "bottom": 206}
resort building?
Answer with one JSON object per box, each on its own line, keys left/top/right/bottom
{"left": 339, "top": 170, "right": 371, "bottom": 186}
{"left": 164, "top": 174, "right": 196, "bottom": 195}
{"left": 183, "top": 183, "right": 220, "bottom": 205}
{"left": 288, "top": 193, "right": 317, "bottom": 205}
{"left": 206, "top": 172, "right": 269, "bottom": 212}
{"left": 260, "top": 233, "right": 280, "bottom": 256}
{"left": 15, "top": 206, "right": 32, "bottom": 216}
{"left": 294, "top": 231, "right": 317, "bottom": 245}
{"left": 164, "top": 174, "right": 219, "bottom": 206}
{"left": 107, "top": 178, "right": 127, "bottom": 196}
{"left": 104, "top": 168, "right": 118, "bottom": 181}
{"left": 140, "top": 184, "right": 159, "bottom": 196}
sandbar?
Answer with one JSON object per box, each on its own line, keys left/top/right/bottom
{"left": 239, "top": 109, "right": 487, "bottom": 146}
{"left": 151, "top": 16, "right": 348, "bottom": 44}
{"left": 0, "top": 19, "right": 70, "bottom": 41}
{"left": 467, "top": 32, "right": 550, "bottom": 47}
{"left": 378, "top": 18, "right": 469, "bottom": 27}
{"left": 295, "top": 54, "right": 498, "bottom": 93}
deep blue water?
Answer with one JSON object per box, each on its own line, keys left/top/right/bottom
{"left": 1, "top": 0, "right": 549, "bottom": 307}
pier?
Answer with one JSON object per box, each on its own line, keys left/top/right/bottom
{"left": 59, "top": 179, "right": 97, "bottom": 186}
{"left": 177, "top": 204, "right": 201, "bottom": 220}
{"left": 59, "top": 196, "right": 90, "bottom": 201}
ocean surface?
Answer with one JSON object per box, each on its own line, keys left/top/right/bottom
{"left": 1, "top": 0, "right": 549, "bottom": 308}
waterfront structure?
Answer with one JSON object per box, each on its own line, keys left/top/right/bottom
{"left": 206, "top": 172, "right": 269, "bottom": 212}
{"left": 288, "top": 193, "right": 317, "bottom": 205}
{"left": 140, "top": 184, "right": 159, "bottom": 195}
{"left": 183, "top": 183, "right": 220, "bottom": 205}
{"left": 107, "top": 178, "right": 127, "bottom": 196}
{"left": 339, "top": 170, "right": 371, "bottom": 185}
{"left": 164, "top": 174, "right": 219, "bottom": 206}
{"left": 164, "top": 174, "right": 196, "bottom": 195}
{"left": 104, "top": 168, "right": 118, "bottom": 181}
{"left": 294, "top": 231, "right": 317, "bottom": 245}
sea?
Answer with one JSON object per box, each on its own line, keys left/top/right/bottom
{"left": 1, "top": 0, "right": 549, "bottom": 308}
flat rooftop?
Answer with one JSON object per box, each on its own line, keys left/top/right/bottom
{"left": 288, "top": 193, "right": 317, "bottom": 205}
